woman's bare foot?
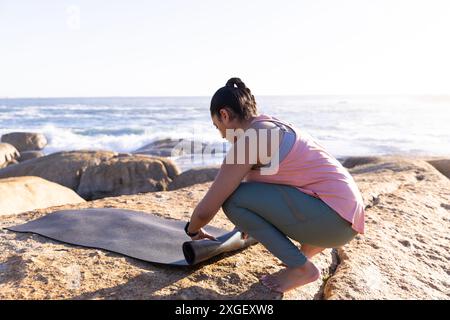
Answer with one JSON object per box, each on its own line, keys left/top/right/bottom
{"left": 260, "top": 260, "right": 320, "bottom": 293}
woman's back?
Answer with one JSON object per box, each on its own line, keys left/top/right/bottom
{"left": 243, "top": 113, "right": 365, "bottom": 234}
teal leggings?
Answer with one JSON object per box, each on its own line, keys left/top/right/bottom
{"left": 221, "top": 182, "right": 358, "bottom": 267}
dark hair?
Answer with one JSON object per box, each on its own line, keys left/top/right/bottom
{"left": 210, "top": 77, "right": 258, "bottom": 122}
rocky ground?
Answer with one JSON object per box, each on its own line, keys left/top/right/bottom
{"left": 0, "top": 156, "right": 449, "bottom": 299}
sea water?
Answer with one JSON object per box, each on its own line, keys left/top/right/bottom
{"left": 1, "top": 95, "right": 449, "bottom": 171}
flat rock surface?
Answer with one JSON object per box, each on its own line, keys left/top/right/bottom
{"left": 0, "top": 156, "right": 449, "bottom": 299}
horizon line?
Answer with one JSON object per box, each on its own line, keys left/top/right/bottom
{"left": 1, "top": 93, "right": 450, "bottom": 100}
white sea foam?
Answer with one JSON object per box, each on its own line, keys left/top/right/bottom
{"left": 34, "top": 124, "right": 205, "bottom": 155}
{"left": 0, "top": 122, "right": 229, "bottom": 158}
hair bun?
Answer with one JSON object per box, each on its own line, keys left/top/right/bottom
{"left": 211, "top": 77, "right": 258, "bottom": 121}
{"left": 226, "top": 77, "right": 246, "bottom": 89}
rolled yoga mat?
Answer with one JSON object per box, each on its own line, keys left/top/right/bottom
{"left": 6, "top": 208, "right": 258, "bottom": 266}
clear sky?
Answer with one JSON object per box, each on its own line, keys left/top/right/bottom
{"left": 1, "top": 0, "right": 449, "bottom": 97}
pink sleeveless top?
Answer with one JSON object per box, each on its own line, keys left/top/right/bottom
{"left": 242, "top": 114, "right": 365, "bottom": 234}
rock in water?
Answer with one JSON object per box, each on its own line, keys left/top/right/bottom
{"left": 18, "top": 150, "right": 45, "bottom": 162}
{"left": 1, "top": 132, "right": 47, "bottom": 152}
{"left": 133, "top": 138, "right": 208, "bottom": 157}
{"left": 0, "top": 176, "right": 85, "bottom": 216}
{"left": 0, "top": 143, "right": 20, "bottom": 169}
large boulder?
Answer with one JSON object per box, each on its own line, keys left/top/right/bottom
{"left": 77, "top": 154, "right": 180, "bottom": 200}
{"left": 323, "top": 156, "right": 449, "bottom": 299}
{"left": 168, "top": 165, "right": 220, "bottom": 190}
{"left": 0, "top": 176, "right": 85, "bottom": 216}
{"left": 133, "top": 138, "right": 209, "bottom": 157}
{"left": 1, "top": 132, "right": 47, "bottom": 152}
{"left": 0, "top": 150, "right": 180, "bottom": 200}
{"left": 18, "top": 150, "right": 45, "bottom": 162}
{"left": 0, "top": 143, "right": 20, "bottom": 169}
{"left": 0, "top": 150, "right": 118, "bottom": 191}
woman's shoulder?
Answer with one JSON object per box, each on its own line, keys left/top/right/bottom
{"left": 251, "top": 120, "right": 278, "bottom": 130}
{"left": 250, "top": 116, "right": 296, "bottom": 136}
{"left": 249, "top": 114, "right": 278, "bottom": 129}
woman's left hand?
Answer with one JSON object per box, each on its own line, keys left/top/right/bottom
{"left": 189, "top": 228, "right": 218, "bottom": 241}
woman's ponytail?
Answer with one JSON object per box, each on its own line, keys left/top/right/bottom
{"left": 210, "top": 77, "right": 258, "bottom": 121}
{"left": 225, "top": 77, "right": 246, "bottom": 89}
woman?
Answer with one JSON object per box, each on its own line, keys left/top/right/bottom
{"left": 185, "top": 77, "right": 365, "bottom": 293}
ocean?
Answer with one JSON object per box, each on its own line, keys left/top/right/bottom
{"left": 1, "top": 95, "right": 449, "bottom": 171}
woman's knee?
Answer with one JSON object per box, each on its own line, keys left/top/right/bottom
{"left": 221, "top": 183, "right": 251, "bottom": 219}
{"left": 221, "top": 193, "right": 239, "bottom": 220}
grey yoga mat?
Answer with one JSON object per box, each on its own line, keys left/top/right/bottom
{"left": 6, "top": 208, "right": 258, "bottom": 266}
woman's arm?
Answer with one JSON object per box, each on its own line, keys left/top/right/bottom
{"left": 187, "top": 161, "right": 253, "bottom": 233}
{"left": 187, "top": 137, "right": 256, "bottom": 234}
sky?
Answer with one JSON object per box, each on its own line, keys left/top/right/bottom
{"left": 0, "top": 0, "right": 449, "bottom": 97}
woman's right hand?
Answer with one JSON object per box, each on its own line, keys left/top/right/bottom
{"left": 190, "top": 228, "right": 218, "bottom": 241}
